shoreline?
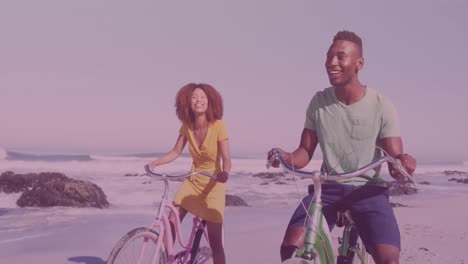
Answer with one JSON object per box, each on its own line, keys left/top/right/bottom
{"left": 1, "top": 193, "right": 467, "bottom": 263}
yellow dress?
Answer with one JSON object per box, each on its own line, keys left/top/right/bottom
{"left": 173, "top": 120, "right": 228, "bottom": 223}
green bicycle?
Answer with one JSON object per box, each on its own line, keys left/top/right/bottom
{"left": 267, "top": 150, "right": 413, "bottom": 264}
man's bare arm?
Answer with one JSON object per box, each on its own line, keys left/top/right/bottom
{"left": 268, "top": 128, "right": 319, "bottom": 169}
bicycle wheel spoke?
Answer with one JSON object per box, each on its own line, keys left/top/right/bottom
{"left": 107, "top": 227, "right": 168, "bottom": 264}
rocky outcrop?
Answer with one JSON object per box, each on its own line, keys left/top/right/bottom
{"left": 225, "top": 194, "right": 248, "bottom": 207}
{"left": 0, "top": 171, "right": 66, "bottom": 193}
{"left": 386, "top": 181, "right": 418, "bottom": 196}
{"left": 444, "top": 171, "right": 468, "bottom": 184}
{"left": 443, "top": 170, "right": 468, "bottom": 176}
{"left": 448, "top": 178, "right": 468, "bottom": 184}
{"left": 0, "top": 171, "right": 109, "bottom": 208}
{"left": 252, "top": 172, "right": 289, "bottom": 186}
{"left": 252, "top": 172, "right": 285, "bottom": 181}
{"left": 124, "top": 173, "right": 140, "bottom": 177}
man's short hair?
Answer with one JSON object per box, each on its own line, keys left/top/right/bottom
{"left": 333, "top": 30, "right": 363, "bottom": 57}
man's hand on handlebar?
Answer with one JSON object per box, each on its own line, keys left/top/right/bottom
{"left": 389, "top": 153, "right": 416, "bottom": 181}
{"left": 267, "top": 148, "right": 290, "bottom": 168}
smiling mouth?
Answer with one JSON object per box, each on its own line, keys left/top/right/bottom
{"left": 327, "top": 69, "right": 341, "bottom": 75}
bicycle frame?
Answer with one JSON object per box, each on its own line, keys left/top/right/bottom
{"left": 295, "top": 175, "right": 366, "bottom": 264}
{"left": 297, "top": 200, "right": 335, "bottom": 262}
{"left": 268, "top": 150, "right": 413, "bottom": 264}
{"left": 150, "top": 196, "right": 210, "bottom": 264}
{"left": 141, "top": 167, "right": 216, "bottom": 264}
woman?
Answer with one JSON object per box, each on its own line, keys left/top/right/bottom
{"left": 147, "top": 83, "right": 231, "bottom": 264}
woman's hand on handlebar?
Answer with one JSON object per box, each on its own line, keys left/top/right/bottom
{"left": 216, "top": 171, "right": 229, "bottom": 183}
{"left": 144, "top": 162, "right": 156, "bottom": 173}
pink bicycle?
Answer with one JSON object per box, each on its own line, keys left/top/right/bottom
{"left": 106, "top": 165, "right": 215, "bottom": 264}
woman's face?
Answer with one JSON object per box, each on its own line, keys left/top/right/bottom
{"left": 190, "top": 88, "right": 208, "bottom": 114}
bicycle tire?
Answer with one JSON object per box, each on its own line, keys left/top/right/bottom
{"left": 193, "top": 246, "right": 212, "bottom": 264}
{"left": 106, "top": 227, "right": 168, "bottom": 264}
{"left": 282, "top": 257, "right": 316, "bottom": 264}
{"left": 353, "top": 237, "right": 375, "bottom": 264}
{"left": 353, "top": 243, "right": 374, "bottom": 264}
{"left": 282, "top": 243, "right": 330, "bottom": 264}
{"left": 345, "top": 239, "right": 374, "bottom": 264}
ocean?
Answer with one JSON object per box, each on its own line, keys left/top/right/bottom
{"left": 1, "top": 147, "right": 467, "bottom": 241}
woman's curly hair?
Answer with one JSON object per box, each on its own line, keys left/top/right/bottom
{"left": 175, "top": 83, "right": 224, "bottom": 125}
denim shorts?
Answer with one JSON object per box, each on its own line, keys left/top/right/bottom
{"left": 288, "top": 183, "right": 400, "bottom": 249}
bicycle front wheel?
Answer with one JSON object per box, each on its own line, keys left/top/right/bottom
{"left": 107, "top": 227, "right": 168, "bottom": 264}
{"left": 341, "top": 240, "right": 374, "bottom": 264}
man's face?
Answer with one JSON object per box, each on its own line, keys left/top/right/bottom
{"left": 325, "top": 40, "right": 363, "bottom": 87}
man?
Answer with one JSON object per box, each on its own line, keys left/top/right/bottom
{"left": 268, "top": 30, "right": 416, "bottom": 264}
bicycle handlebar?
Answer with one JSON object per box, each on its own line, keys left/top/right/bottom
{"left": 144, "top": 164, "right": 216, "bottom": 180}
{"left": 266, "top": 150, "right": 414, "bottom": 183}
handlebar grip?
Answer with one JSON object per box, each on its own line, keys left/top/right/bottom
{"left": 391, "top": 157, "right": 415, "bottom": 184}
{"left": 145, "top": 164, "right": 158, "bottom": 177}
{"left": 144, "top": 164, "right": 151, "bottom": 173}
{"left": 266, "top": 150, "right": 279, "bottom": 169}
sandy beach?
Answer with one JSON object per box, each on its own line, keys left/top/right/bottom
{"left": 1, "top": 192, "right": 467, "bottom": 264}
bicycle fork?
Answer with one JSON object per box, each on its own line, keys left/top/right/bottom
{"left": 297, "top": 202, "right": 334, "bottom": 263}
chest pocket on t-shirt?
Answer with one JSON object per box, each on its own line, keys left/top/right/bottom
{"left": 350, "top": 119, "right": 375, "bottom": 140}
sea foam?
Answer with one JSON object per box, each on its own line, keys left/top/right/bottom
{"left": 0, "top": 147, "right": 6, "bottom": 160}
{"left": 1, "top": 152, "right": 467, "bottom": 234}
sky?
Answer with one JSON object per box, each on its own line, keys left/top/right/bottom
{"left": 1, "top": 1, "right": 467, "bottom": 162}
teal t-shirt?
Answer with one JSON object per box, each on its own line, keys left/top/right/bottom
{"left": 304, "top": 86, "right": 400, "bottom": 185}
